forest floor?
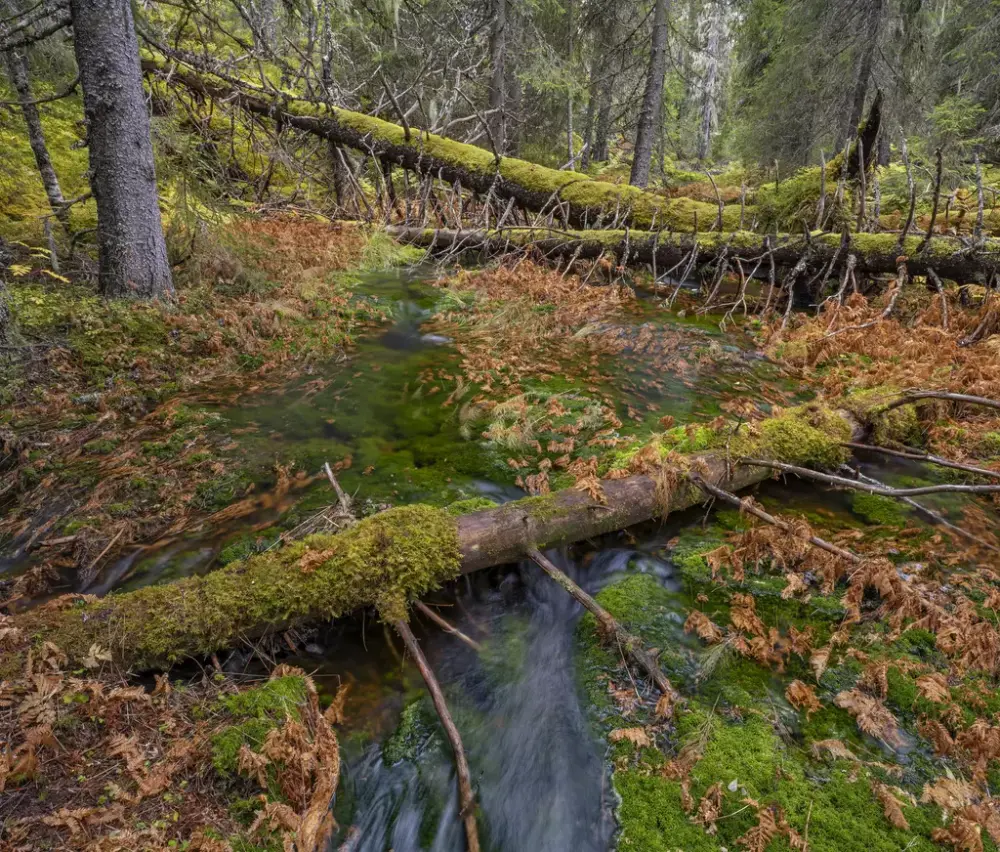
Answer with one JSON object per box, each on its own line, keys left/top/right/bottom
{"left": 3, "top": 215, "right": 1000, "bottom": 850}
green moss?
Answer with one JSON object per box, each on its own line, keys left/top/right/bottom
{"left": 31, "top": 504, "right": 462, "bottom": 669}
{"left": 842, "top": 388, "right": 923, "bottom": 447}
{"left": 851, "top": 492, "right": 908, "bottom": 527}
{"left": 443, "top": 496, "right": 498, "bottom": 516}
{"left": 211, "top": 676, "right": 307, "bottom": 775}
{"left": 730, "top": 403, "right": 853, "bottom": 469}
{"left": 382, "top": 700, "right": 435, "bottom": 764}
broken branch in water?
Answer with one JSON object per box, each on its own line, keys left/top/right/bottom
{"left": 414, "top": 601, "right": 483, "bottom": 652}
{"left": 843, "top": 442, "right": 1000, "bottom": 480}
{"left": 527, "top": 548, "right": 681, "bottom": 709}
{"left": 392, "top": 618, "right": 481, "bottom": 852}
{"left": 740, "top": 458, "right": 1000, "bottom": 497}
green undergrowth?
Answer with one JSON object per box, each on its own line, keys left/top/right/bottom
{"left": 211, "top": 675, "right": 308, "bottom": 776}
{"left": 574, "top": 508, "right": 975, "bottom": 851}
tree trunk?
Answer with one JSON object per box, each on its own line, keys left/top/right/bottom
{"left": 630, "top": 0, "right": 670, "bottom": 187}
{"left": 142, "top": 57, "right": 731, "bottom": 231}
{"left": 696, "top": 4, "right": 722, "bottom": 162}
{"left": 0, "top": 239, "right": 11, "bottom": 348}
{"left": 488, "top": 0, "right": 508, "bottom": 155}
{"left": 837, "top": 0, "right": 884, "bottom": 151}
{"left": 2, "top": 47, "right": 69, "bottom": 232}
{"left": 387, "top": 225, "right": 1000, "bottom": 285}
{"left": 69, "top": 0, "right": 173, "bottom": 300}
{"left": 15, "top": 416, "right": 859, "bottom": 672}
{"left": 590, "top": 50, "right": 616, "bottom": 163}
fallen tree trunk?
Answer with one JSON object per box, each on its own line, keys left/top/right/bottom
{"left": 13, "top": 405, "right": 859, "bottom": 672}
{"left": 387, "top": 225, "right": 1000, "bottom": 285}
{"left": 140, "top": 56, "right": 732, "bottom": 231}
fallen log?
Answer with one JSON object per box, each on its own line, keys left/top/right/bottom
{"left": 387, "top": 225, "right": 1000, "bottom": 285}
{"left": 11, "top": 404, "right": 858, "bottom": 672}
{"left": 140, "top": 56, "right": 732, "bottom": 231}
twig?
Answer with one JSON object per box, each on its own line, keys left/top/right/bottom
{"left": 392, "top": 618, "right": 481, "bottom": 852}
{"left": 703, "top": 167, "right": 724, "bottom": 232}
{"left": 414, "top": 601, "right": 482, "bottom": 652}
{"left": 918, "top": 148, "right": 943, "bottom": 254}
{"left": 844, "top": 466, "right": 1000, "bottom": 554}
{"left": 528, "top": 548, "right": 681, "bottom": 705}
{"left": 84, "top": 527, "right": 126, "bottom": 578}
{"left": 842, "top": 442, "right": 1000, "bottom": 480}
{"left": 926, "top": 267, "right": 949, "bottom": 330}
{"left": 323, "top": 461, "right": 352, "bottom": 514}
{"left": 689, "top": 475, "right": 859, "bottom": 564}
{"left": 881, "top": 390, "right": 1000, "bottom": 414}
{"left": 896, "top": 133, "right": 916, "bottom": 253}
{"left": 739, "top": 458, "right": 1000, "bottom": 497}
{"left": 821, "top": 258, "right": 905, "bottom": 339}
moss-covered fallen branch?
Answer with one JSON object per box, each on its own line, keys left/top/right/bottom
{"left": 14, "top": 405, "right": 858, "bottom": 672}
{"left": 387, "top": 225, "right": 1000, "bottom": 284}
{"left": 140, "top": 57, "right": 733, "bottom": 231}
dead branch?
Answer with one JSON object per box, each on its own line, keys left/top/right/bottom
{"left": 392, "top": 618, "right": 481, "bottom": 852}
{"left": 740, "top": 458, "right": 1000, "bottom": 497}
{"left": 881, "top": 391, "right": 1000, "bottom": 414}
{"left": 689, "top": 474, "right": 859, "bottom": 564}
{"left": 918, "top": 148, "right": 943, "bottom": 254}
{"left": 843, "top": 467, "right": 1000, "bottom": 554}
{"left": 926, "top": 268, "right": 949, "bottom": 330}
{"left": 842, "top": 442, "right": 1000, "bottom": 480}
{"left": 528, "top": 548, "right": 681, "bottom": 707}
{"left": 414, "top": 601, "right": 483, "bottom": 652}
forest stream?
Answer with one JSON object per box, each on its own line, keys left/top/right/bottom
{"left": 5, "top": 262, "right": 988, "bottom": 851}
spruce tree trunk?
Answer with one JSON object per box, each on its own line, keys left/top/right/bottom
{"left": 0, "top": 239, "right": 11, "bottom": 348}
{"left": 696, "top": 5, "right": 722, "bottom": 161}
{"left": 630, "top": 0, "right": 670, "bottom": 187}
{"left": 838, "top": 0, "right": 884, "bottom": 150}
{"left": 488, "top": 0, "right": 508, "bottom": 154}
{"left": 2, "top": 48, "right": 69, "bottom": 231}
{"left": 69, "top": 0, "right": 173, "bottom": 300}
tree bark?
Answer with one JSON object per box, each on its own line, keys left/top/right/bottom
{"left": 696, "top": 3, "right": 723, "bottom": 162}
{"left": 70, "top": 0, "right": 173, "bottom": 300}
{"left": 488, "top": 0, "right": 508, "bottom": 155}
{"left": 387, "top": 225, "right": 1000, "bottom": 285}
{"left": 2, "top": 47, "right": 69, "bottom": 231}
{"left": 837, "top": 0, "right": 884, "bottom": 151}
{"left": 630, "top": 0, "right": 670, "bottom": 187}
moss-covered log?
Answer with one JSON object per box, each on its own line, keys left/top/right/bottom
{"left": 388, "top": 225, "right": 1000, "bottom": 284}
{"left": 140, "top": 57, "right": 733, "bottom": 231}
{"left": 14, "top": 406, "right": 858, "bottom": 672}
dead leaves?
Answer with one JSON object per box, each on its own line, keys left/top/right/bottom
{"left": 872, "top": 782, "right": 911, "bottom": 831}
{"left": 609, "top": 727, "right": 652, "bottom": 749}
{"left": 785, "top": 680, "right": 821, "bottom": 718}
{"left": 684, "top": 610, "right": 724, "bottom": 644}
{"left": 916, "top": 672, "right": 951, "bottom": 704}
{"left": 834, "top": 689, "right": 906, "bottom": 750}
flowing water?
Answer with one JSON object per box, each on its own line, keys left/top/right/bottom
{"left": 3, "top": 264, "right": 988, "bottom": 850}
